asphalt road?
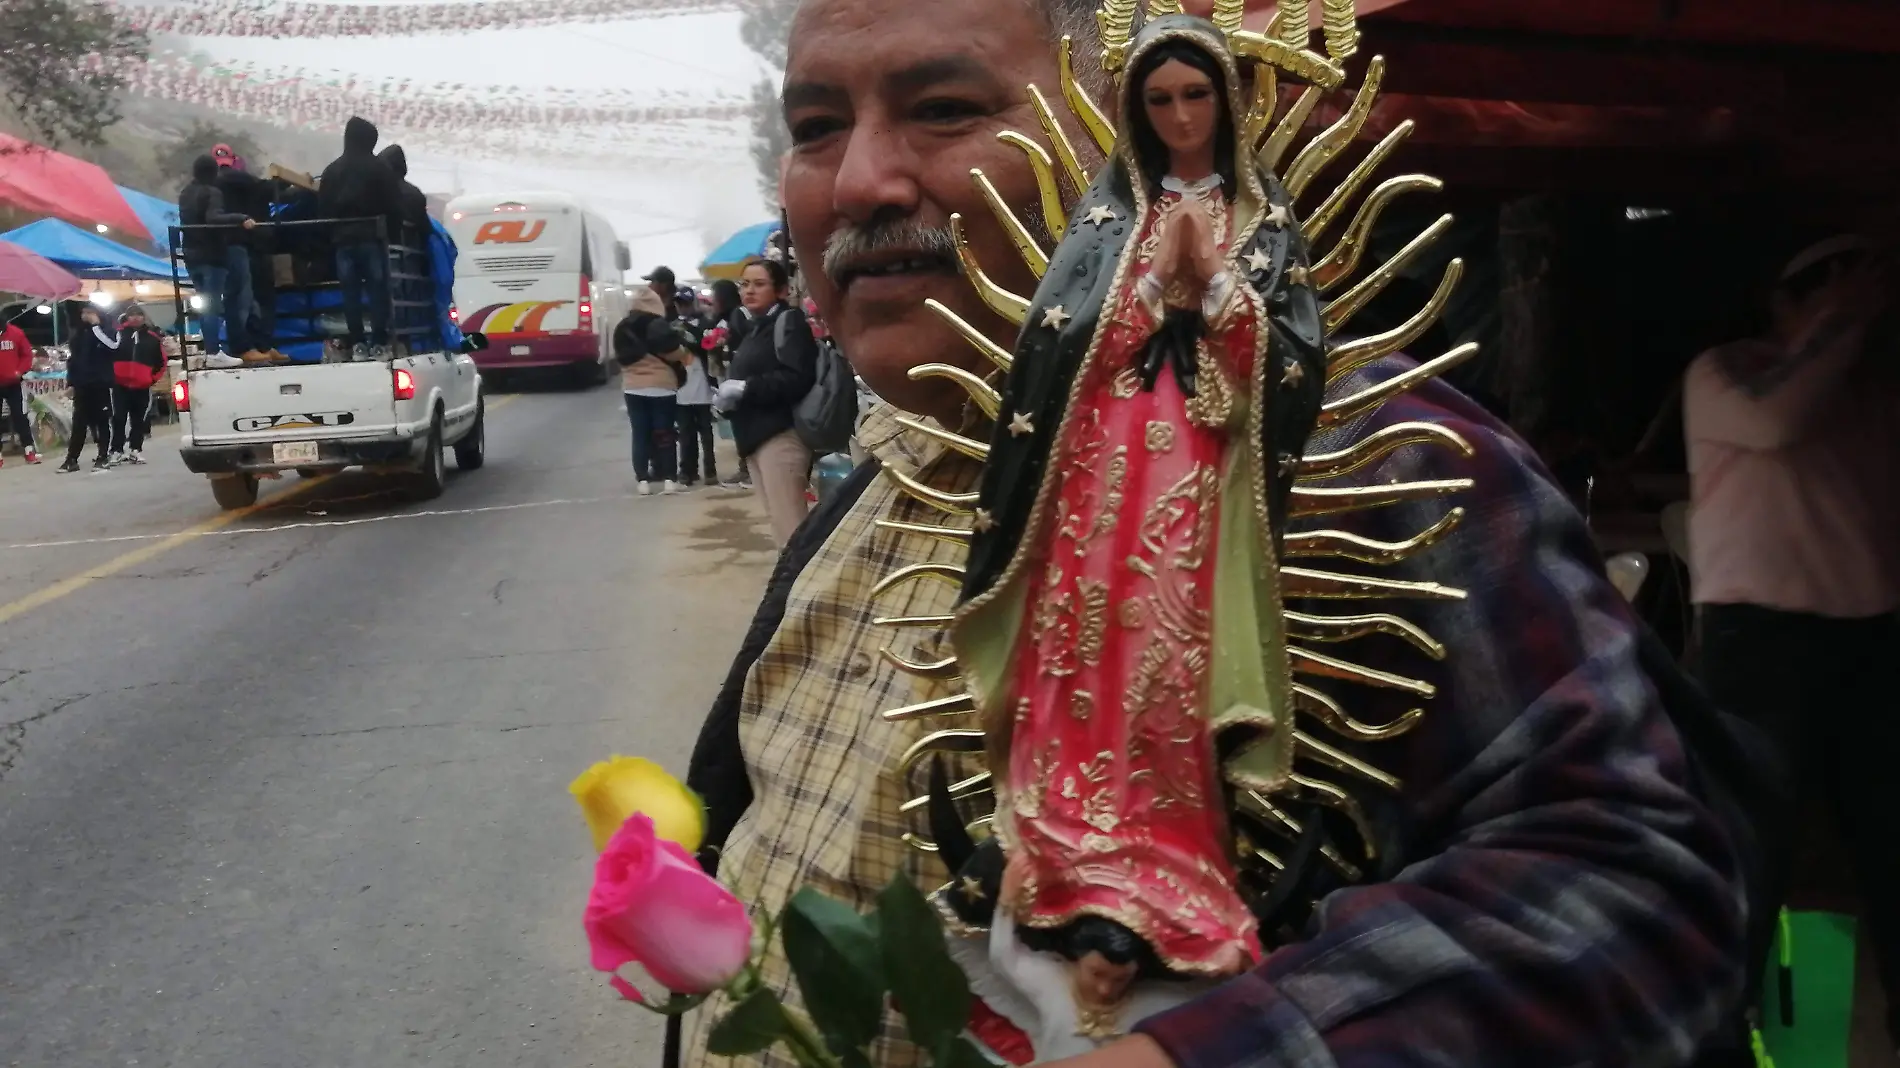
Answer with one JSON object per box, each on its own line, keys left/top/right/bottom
{"left": 0, "top": 382, "right": 777, "bottom": 1067}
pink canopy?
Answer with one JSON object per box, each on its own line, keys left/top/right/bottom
{"left": 0, "top": 239, "right": 82, "bottom": 300}
{"left": 0, "top": 134, "right": 151, "bottom": 242}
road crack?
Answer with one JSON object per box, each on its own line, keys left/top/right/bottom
{"left": 0, "top": 692, "right": 95, "bottom": 784}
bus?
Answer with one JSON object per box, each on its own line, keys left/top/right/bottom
{"left": 444, "top": 190, "right": 631, "bottom": 387}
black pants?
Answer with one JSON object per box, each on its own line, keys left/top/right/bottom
{"left": 677, "top": 403, "right": 716, "bottom": 483}
{"left": 1699, "top": 603, "right": 1900, "bottom": 1041}
{"left": 64, "top": 383, "right": 112, "bottom": 464}
{"left": 0, "top": 382, "right": 30, "bottom": 452}
{"left": 249, "top": 243, "right": 276, "bottom": 347}
{"left": 111, "top": 385, "right": 152, "bottom": 454}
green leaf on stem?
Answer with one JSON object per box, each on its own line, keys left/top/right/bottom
{"left": 783, "top": 888, "right": 888, "bottom": 1056}
{"left": 876, "top": 874, "right": 972, "bottom": 1055}
{"left": 707, "top": 987, "right": 790, "bottom": 1056}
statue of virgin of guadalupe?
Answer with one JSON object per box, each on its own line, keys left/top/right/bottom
{"left": 937, "top": 10, "right": 1329, "bottom": 1052}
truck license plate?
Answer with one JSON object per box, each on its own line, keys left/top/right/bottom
{"left": 273, "top": 441, "right": 320, "bottom": 464}
{"left": 510, "top": 344, "right": 531, "bottom": 355}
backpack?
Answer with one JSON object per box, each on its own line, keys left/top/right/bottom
{"left": 775, "top": 310, "right": 857, "bottom": 454}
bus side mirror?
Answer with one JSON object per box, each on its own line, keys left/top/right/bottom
{"left": 461, "top": 332, "right": 489, "bottom": 353}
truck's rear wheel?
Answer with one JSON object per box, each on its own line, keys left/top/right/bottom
{"left": 210, "top": 473, "right": 258, "bottom": 511}
{"left": 453, "top": 401, "right": 486, "bottom": 470}
{"left": 410, "top": 415, "right": 447, "bottom": 500}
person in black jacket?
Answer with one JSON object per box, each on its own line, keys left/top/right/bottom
{"left": 317, "top": 117, "right": 399, "bottom": 357}
{"left": 177, "top": 154, "right": 258, "bottom": 365}
{"left": 376, "top": 144, "right": 431, "bottom": 348}
{"left": 107, "top": 305, "right": 166, "bottom": 465}
{"left": 59, "top": 304, "right": 119, "bottom": 473}
{"left": 213, "top": 146, "right": 280, "bottom": 359}
{"left": 712, "top": 258, "right": 816, "bottom": 547}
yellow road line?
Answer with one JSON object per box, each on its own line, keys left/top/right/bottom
{"left": 0, "top": 393, "right": 520, "bottom": 625}
{"left": 0, "top": 475, "right": 332, "bottom": 625}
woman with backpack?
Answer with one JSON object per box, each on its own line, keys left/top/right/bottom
{"left": 714, "top": 259, "right": 815, "bottom": 547}
{"left": 109, "top": 305, "right": 165, "bottom": 465}
{"left": 613, "top": 286, "right": 686, "bottom": 496}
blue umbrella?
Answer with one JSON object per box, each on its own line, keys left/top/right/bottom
{"left": 699, "top": 221, "right": 782, "bottom": 281}
{"left": 0, "top": 217, "right": 176, "bottom": 279}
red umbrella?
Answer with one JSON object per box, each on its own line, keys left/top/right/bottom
{"left": 0, "top": 133, "right": 151, "bottom": 242}
{"left": 0, "top": 239, "right": 83, "bottom": 300}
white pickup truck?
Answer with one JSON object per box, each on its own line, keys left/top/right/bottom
{"left": 174, "top": 348, "right": 485, "bottom": 510}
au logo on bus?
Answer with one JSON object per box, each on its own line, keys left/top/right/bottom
{"left": 474, "top": 219, "right": 545, "bottom": 244}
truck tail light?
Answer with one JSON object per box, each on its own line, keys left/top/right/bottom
{"left": 578, "top": 276, "right": 592, "bottom": 332}
{"left": 172, "top": 378, "right": 189, "bottom": 411}
{"left": 448, "top": 303, "right": 459, "bottom": 324}
{"left": 393, "top": 367, "right": 416, "bottom": 400}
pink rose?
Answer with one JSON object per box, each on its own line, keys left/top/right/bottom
{"left": 584, "top": 814, "right": 752, "bottom": 999}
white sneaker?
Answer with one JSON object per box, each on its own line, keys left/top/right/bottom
{"left": 204, "top": 353, "right": 244, "bottom": 369}
{"left": 662, "top": 480, "right": 678, "bottom": 495}
{"left": 128, "top": 450, "right": 146, "bottom": 465}
{"left": 636, "top": 481, "right": 652, "bottom": 496}
{"left": 107, "top": 451, "right": 125, "bottom": 466}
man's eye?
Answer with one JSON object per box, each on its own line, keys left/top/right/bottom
{"left": 790, "top": 116, "right": 845, "bottom": 145}
{"left": 914, "top": 98, "right": 985, "bottom": 124}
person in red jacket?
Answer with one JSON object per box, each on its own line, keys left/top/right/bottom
{"left": 0, "top": 315, "right": 40, "bottom": 466}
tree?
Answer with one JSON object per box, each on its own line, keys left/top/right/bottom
{"left": 748, "top": 79, "right": 791, "bottom": 209}
{"left": 0, "top": 0, "right": 147, "bottom": 148}
{"left": 155, "top": 121, "right": 264, "bottom": 185}
{"left": 739, "top": 0, "right": 797, "bottom": 208}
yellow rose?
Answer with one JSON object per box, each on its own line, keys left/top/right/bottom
{"left": 569, "top": 756, "right": 705, "bottom": 855}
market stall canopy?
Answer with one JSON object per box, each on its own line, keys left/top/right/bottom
{"left": 0, "top": 218, "right": 176, "bottom": 280}
{"left": 115, "top": 185, "right": 182, "bottom": 255}
{"left": 0, "top": 134, "right": 151, "bottom": 241}
{"left": 700, "top": 221, "right": 782, "bottom": 282}
{"left": 0, "top": 239, "right": 83, "bottom": 300}
{"left": 1299, "top": 0, "right": 1900, "bottom": 197}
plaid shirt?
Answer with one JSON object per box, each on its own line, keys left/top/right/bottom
{"left": 1135, "top": 358, "right": 1745, "bottom": 1068}
{"left": 683, "top": 403, "right": 982, "bottom": 1068}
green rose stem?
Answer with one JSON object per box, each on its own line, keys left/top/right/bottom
{"left": 716, "top": 923, "right": 846, "bottom": 1068}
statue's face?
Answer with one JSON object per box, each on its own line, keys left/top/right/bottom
{"left": 1140, "top": 59, "right": 1219, "bottom": 162}
{"left": 1073, "top": 951, "right": 1139, "bottom": 1009}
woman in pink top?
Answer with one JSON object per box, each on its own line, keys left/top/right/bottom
{"left": 1683, "top": 235, "right": 1899, "bottom": 1050}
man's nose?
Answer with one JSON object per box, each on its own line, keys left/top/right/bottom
{"left": 832, "top": 122, "right": 922, "bottom": 226}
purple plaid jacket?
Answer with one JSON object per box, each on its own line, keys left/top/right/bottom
{"left": 1136, "top": 357, "right": 1746, "bottom": 1068}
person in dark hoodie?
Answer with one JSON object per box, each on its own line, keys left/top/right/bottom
{"left": 59, "top": 303, "right": 119, "bottom": 473}
{"left": 213, "top": 145, "right": 281, "bottom": 360}
{"left": 377, "top": 144, "right": 431, "bottom": 347}
{"left": 317, "top": 117, "right": 399, "bottom": 359}
{"left": 177, "top": 153, "right": 259, "bottom": 367}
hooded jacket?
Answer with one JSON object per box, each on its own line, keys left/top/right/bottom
{"left": 317, "top": 117, "right": 400, "bottom": 244}
{"left": 177, "top": 154, "right": 251, "bottom": 265}
{"left": 65, "top": 317, "right": 120, "bottom": 388}
{"left": 0, "top": 321, "right": 33, "bottom": 387}
{"left": 376, "top": 144, "right": 432, "bottom": 250}
{"left": 214, "top": 163, "right": 274, "bottom": 249}
{"left": 614, "top": 287, "right": 684, "bottom": 393}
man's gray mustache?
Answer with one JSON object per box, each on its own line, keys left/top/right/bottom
{"left": 822, "top": 221, "right": 960, "bottom": 282}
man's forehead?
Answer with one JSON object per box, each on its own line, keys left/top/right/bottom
{"left": 787, "top": 0, "right": 1056, "bottom": 85}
